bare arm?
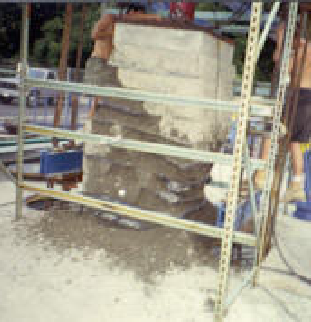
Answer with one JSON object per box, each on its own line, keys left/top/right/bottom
{"left": 91, "top": 14, "right": 115, "bottom": 40}
{"left": 273, "top": 22, "right": 285, "bottom": 63}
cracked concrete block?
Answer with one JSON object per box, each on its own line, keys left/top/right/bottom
{"left": 82, "top": 118, "right": 92, "bottom": 134}
{"left": 111, "top": 44, "right": 202, "bottom": 77}
{"left": 84, "top": 143, "right": 111, "bottom": 156}
{"left": 143, "top": 101, "right": 233, "bottom": 147}
{"left": 112, "top": 42, "right": 233, "bottom": 82}
{"left": 99, "top": 161, "right": 111, "bottom": 176}
{"left": 118, "top": 68, "right": 215, "bottom": 98}
{"left": 84, "top": 23, "right": 235, "bottom": 200}
{"left": 114, "top": 23, "right": 206, "bottom": 52}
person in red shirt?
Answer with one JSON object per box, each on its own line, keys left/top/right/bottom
{"left": 169, "top": 2, "right": 196, "bottom": 22}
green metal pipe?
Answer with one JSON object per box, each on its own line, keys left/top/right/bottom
{"left": 16, "top": 3, "right": 29, "bottom": 220}
{"left": 25, "top": 124, "right": 267, "bottom": 170}
{"left": 25, "top": 78, "right": 274, "bottom": 117}
{"left": 0, "top": 137, "right": 67, "bottom": 147}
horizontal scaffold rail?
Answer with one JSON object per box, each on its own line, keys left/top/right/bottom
{"left": 25, "top": 124, "right": 267, "bottom": 170}
{"left": 0, "top": 68, "right": 16, "bottom": 75}
{"left": 21, "top": 182, "right": 256, "bottom": 247}
{"left": 25, "top": 78, "right": 274, "bottom": 117}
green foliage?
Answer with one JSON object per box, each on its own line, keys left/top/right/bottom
{"left": 71, "top": 4, "right": 101, "bottom": 67}
{"left": 33, "top": 16, "right": 63, "bottom": 66}
{"left": 32, "top": 4, "right": 100, "bottom": 68}
{"left": 0, "top": 4, "right": 21, "bottom": 62}
{"left": 1, "top": 3, "right": 276, "bottom": 82}
{"left": 255, "top": 39, "right": 275, "bottom": 82}
{"left": 232, "top": 34, "right": 247, "bottom": 79}
{"left": 0, "top": 3, "right": 65, "bottom": 64}
{"left": 232, "top": 33, "right": 274, "bottom": 82}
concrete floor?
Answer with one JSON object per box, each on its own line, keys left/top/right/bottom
{"left": 0, "top": 170, "right": 310, "bottom": 322}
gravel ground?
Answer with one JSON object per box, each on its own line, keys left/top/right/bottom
{"left": 1, "top": 200, "right": 311, "bottom": 322}
{"left": 24, "top": 201, "right": 223, "bottom": 283}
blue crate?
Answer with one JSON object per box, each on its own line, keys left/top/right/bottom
{"left": 293, "top": 150, "right": 311, "bottom": 221}
{"left": 216, "top": 202, "right": 227, "bottom": 228}
{"left": 294, "top": 201, "right": 311, "bottom": 221}
{"left": 40, "top": 150, "right": 83, "bottom": 175}
{"left": 304, "top": 150, "right": 311, "bottom": 201}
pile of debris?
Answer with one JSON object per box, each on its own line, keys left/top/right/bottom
{"left": 83, "top": 97, "right": 212, "bottom": 227}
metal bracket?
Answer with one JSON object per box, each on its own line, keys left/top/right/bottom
{"left": 214, "top": 3, "right": 263, "bottom": 321}
{"left": 16, "top": 3, "right": 29, "bottom": 220}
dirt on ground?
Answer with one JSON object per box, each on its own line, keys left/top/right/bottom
{"left": 3, "top": 202, "right": 311, "bottom": 322}
{"left": 23, "top": 200, "right": 225, "bottom": 283}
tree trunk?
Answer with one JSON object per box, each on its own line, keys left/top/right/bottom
{"left": 71, "top": 4, "right": 87, "bottom": 131}
{"left": 53, "top": 3, "right": 73, "bottom": 140}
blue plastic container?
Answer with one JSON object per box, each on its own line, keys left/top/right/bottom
{"left": 293, "top": 150, "right": 311, "bottom": 221}
{"left": 304, "top": 150, "right": 311, "bottom": 201}
{"left": 40, "top": 150, "right": 83, "bottom": 175}
{"left": 294, "top": 201, "right": 311, "bottom": 221}
{"left": 216, "top": 121, "right": 261, "bottom": 229}
{"left": 216, "top": 202, "right": 226, "bottom": 228}
{"left": 216, "top": 192, "right": 261, "bottom": 230}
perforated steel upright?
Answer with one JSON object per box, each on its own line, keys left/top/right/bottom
{"left": 16, "top": 4, "right": 30, "bottom": 219}
{"left": 214, "top": 3, "right": 262, "bottom": 321}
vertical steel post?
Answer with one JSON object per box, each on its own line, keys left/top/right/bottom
{"left": 256, "top": 2, "right": 280, "bottom": 63}
{"left": 254, "top": 2, "right": 298, "bottom": 284}
{"left": 214, "top": 3, "right": 262, "bottom": 321}
{"left": 243, "top": 145, "right": 258, "bottom": 235}
{"left": 16, "top": 3, "right": 30, "bottom": 220}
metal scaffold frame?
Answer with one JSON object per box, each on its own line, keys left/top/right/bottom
{"left": 15, "top": 2, "right": 298, "bottom": 321}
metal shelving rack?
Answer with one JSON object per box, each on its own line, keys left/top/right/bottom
{"left": 15, "top": 2, "right": 298, "bottom": 322}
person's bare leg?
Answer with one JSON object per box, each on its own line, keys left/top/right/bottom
{"left": 255, "top": 136, "right": 305, "bottom": 201}
{"left": 88, "top": 97, "right": 99, "bottom": 119}
{"left": 254, "top": 138, "right": 271, "bottom": 189}
{"left": 261, "top": 137, "right": 271, "bottom": 161}
{"left": 82, "top": 97, "right": 99, "bottom": 133}
{"left": 290, "top": 142, "right": 304, "bottom": 175}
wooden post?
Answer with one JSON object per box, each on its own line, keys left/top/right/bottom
{"left": 71, "top": 4, "right": 87, "bottom": 132}
{"left": 53, "top": 4, "right": 73, "bottom": 145}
